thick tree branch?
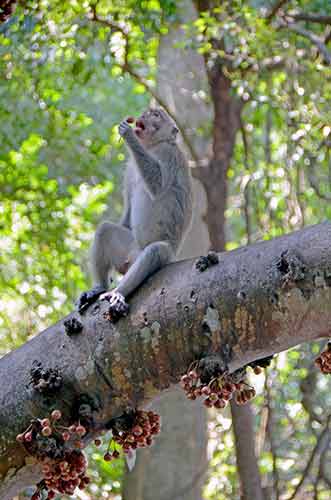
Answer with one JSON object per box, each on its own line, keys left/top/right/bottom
{"left": 1, "top": 222, "right": 331, "bottom": 497}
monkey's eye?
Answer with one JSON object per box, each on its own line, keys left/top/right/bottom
{"left": 152, "top": 110, "right": 160, "bottom": 117}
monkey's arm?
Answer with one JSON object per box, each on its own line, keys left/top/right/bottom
{"left": 120, "top": 175, "right": 131, "bottom": 229}
{"left": 119, "top": 121, "right": 162, "bottom": 197}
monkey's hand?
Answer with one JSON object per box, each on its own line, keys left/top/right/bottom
{"left": 100, "top": 290, "right": 129, "bottom": 322}
{"left": 76, "top": 285, "right": 107, "bottom": 314}
{"left": 119, "top": 120, "right": 135, "bottom": 140}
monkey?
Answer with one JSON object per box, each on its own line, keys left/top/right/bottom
{"left": 77, "top": 107, "right": 193, "bottom": 319}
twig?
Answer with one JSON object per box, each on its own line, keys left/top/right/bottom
{"left": 266, "top": 0, "right": 289, "bottom": 22}
{"left": 288, "top": 13, "right": 331, "bottom": 25}
{"left": 280, "top": 20, "right": 331, "bottom": 65}
{"left": 287, "top": 415, "right": 331, "bottom": 500}
{"left": 240, "top": 123, "right": 252, "bottom": 244}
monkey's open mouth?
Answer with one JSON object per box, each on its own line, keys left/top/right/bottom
{"left": 134, "top": 120, "right": 146, "bottom": 136}
{"left": 135, "top": 120, "right": 145, "bottom": 130}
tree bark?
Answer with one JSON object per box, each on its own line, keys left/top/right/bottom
{"left": 1, "top": 222, "right": 331, "bottom": 498}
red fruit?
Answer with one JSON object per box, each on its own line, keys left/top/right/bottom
{"left": 203, "top": 399, "right": 213, "bottom": 408}
{"left": 126, "top": 116, "right": 135, "bottom": 123}
{"left": 104, "top": 452, "right": 112, "bottom": 461}
{"left": 112, "top": 450, "right": 120, "bottom": 459}
{"left": 69, "top": 425, "right": 77, "bottom": 433}
{"left": 42, "top": 426, "right": 52, "bottom": 437}
{"left": 201, "top": 386, "right": 211, "bottom": 396}
{"left": 188, "top": 370, "right": 198, "bottom": 380}
{"left": 94, "top": 439, "right": 102, "bottom": 446}
{"left": 187, "top": 393, "right": 197, "bottom": 400}
{"left": 25, "top": 431, "right": 33, "bottom": 442}
{"left": 47, "top": 491, "right": 56, "bottom": 499}
{"left": 62, "top": 431, "right": 71, "bottom": 441}
{"left": 31, "top": 493, "right": 40, "bottom": 500}
{"left": 16, "top": 433, "right": 25, "bottom": 443}
{"left": 76, "top": 425, "right": 86, "bottom": 437}
{"left": 253, "top": 366, "right": 263, "bottom": 375}
{"left": 51, "top": 409, "right": 62, "bottom": 421}
{"left": 214, "top": 399, "right": 226, "bottom": 409}
{"left": 41, "top": 418, "right": 51, "bottom": 427}
{"left": 59, "top": 460, "right": 69, "bottom": 471}
{"left": 132, "top": 425, "right": 143, "bottom": 436}
{"left": 42, "top": 464, "right": 51, "bottom": 473}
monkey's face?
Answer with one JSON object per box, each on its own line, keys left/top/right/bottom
{"left": 134, "top": 108, "right": 178, "bottom": 146}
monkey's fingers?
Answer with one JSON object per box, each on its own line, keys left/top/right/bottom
{"left": 77, "top": 285, "right": 107, "bottom": 313}
{"left": 102, "top": 291, "right": 129, "bottom": 322}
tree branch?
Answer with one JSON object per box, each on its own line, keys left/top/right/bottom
{"left": 266, "top": 0, "right": 289, "bottom": 22}
{"left": 287, "top": 415, "right": 331, "bottom": 500}
{"left": 1, "top": 222, "right": 331, "bottom": 497}
{"left": 280, "top": 20, "right": 331, "bottom": 65}
{"left": 288, "top": 13, "right": 331, "bottom": 25}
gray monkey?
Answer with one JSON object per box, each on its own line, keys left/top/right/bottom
{"left": 77, "top": 108, "right": 192, "bottom": 319}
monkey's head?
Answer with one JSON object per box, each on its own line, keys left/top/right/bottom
{"left": 134, "top": 108, "right": 179, "bottom": 147}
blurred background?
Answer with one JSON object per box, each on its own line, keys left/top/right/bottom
{"left": 1, "top": 0, "right": 331, "bottom": 499}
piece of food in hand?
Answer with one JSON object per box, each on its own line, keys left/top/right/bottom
{"left": 126, "top": 116, "right": 135, "bottom": 123}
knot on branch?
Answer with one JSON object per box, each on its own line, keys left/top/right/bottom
{"left": 276, "top": 250, "right": 306, "bottom": 286}
{"left": 195, "top": 251, "right": 219, "bottom": 272}
{"left": 63, "top": 317, "right": 83, "bottom": 336}
{"left": 29, "top": 361, "right": 63, "bottom": 395}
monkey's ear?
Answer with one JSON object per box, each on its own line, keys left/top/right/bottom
{"left": 172, "top": 126, "right": 179, "bottom": 138}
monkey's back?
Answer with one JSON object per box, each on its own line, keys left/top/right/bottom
{"left": 127, "top": 144, "right": 192, "bottom": 253}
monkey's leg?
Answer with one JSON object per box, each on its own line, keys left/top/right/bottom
{"left": 77, "top": 222, "right": 137, "bottom": 313}
{"left": 91, "top": 222, "right": 137, "bottom": 287}
{"left": 101, "top": 241, "right": 174, "bottom": 320}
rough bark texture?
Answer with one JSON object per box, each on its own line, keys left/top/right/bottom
{"left": 123, "top": 3, "right": 211, "bottom": 499}
{"left": 1, "top": 222, "right": 331, "bottom": 498}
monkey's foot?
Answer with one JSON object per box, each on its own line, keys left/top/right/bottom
{"left": 77, "top": 285, "right": 107, "bottom": 314}
{"left": 101, "top": 291, "right": 129, "bottom": 323}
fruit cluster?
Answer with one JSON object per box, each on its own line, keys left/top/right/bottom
{"left": 104, "top": 410, "right": 161, "bottom": 462}
{"left": 29, "top": 361, "right": 62, "bottom": 394}
{"left": 16, "top": 410, "right": 90, "bottom": 500}
{"left": 315, "top": 342, "right": 331, "bottom": 374}
{"left": 180, "top": 368, "right": 256, "bottom": 408}
{"left": 36, "top": 450, "right": 89, "bottom": 498}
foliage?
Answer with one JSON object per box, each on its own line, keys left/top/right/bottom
{"left": 1, "top": 0, "right": 331, "bottom": 498}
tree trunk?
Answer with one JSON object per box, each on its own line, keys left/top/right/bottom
{"left": 231, "top": 403, "right": 264, "bottom": 500}
{"left": 123, "top": 2, "right": 210, "bottom": 497}
{"left": 1, "top": 222, "right": 331, "bottom": 498}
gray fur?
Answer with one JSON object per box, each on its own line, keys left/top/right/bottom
{"left": 91, "top": 107, "right": 193, "bottom": 299}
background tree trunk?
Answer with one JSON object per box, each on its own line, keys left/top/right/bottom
{"left": 123, "top": 2, "right": 210, "bottom": 498}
